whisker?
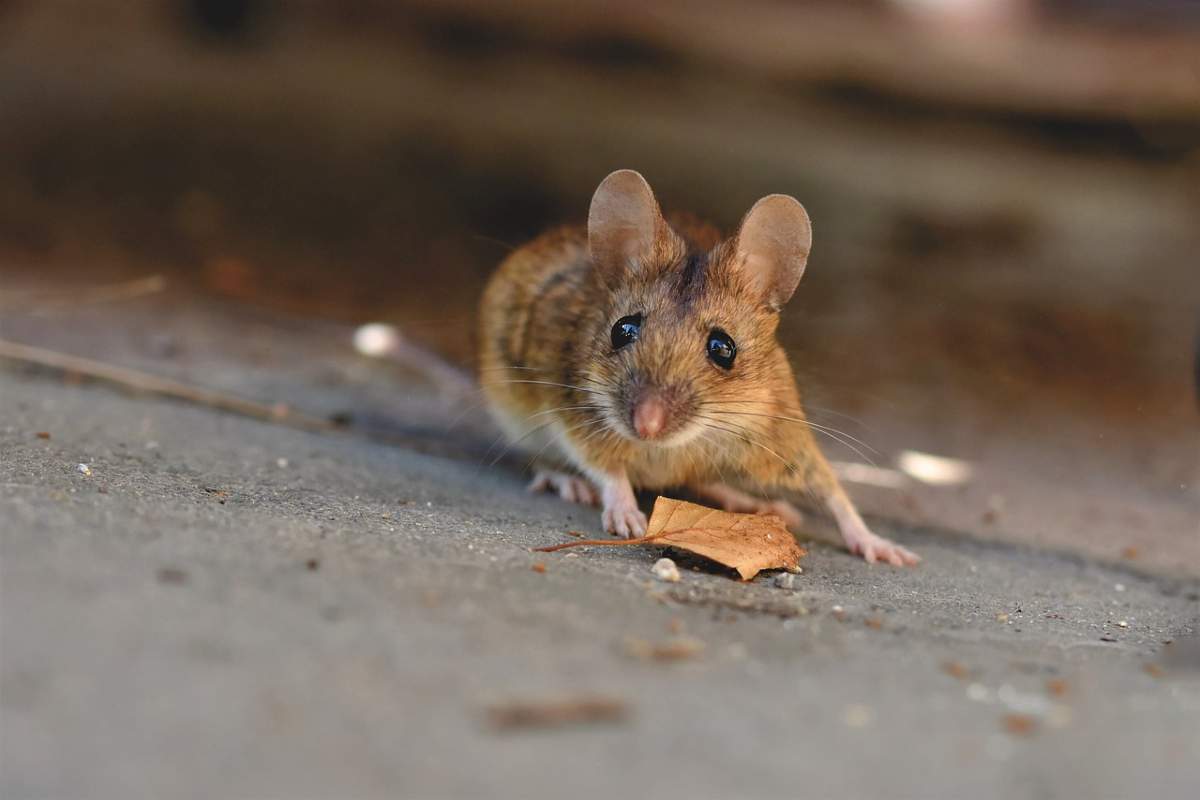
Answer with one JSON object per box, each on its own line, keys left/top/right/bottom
{"left": 714, "top": 410, "right": 876, "bottom": 466}
{"left": 525, "top": 416, "right": 608, "bottom": 468}
{"left": 480, "top": 366, "right": 607, "bottom": 390}
{"left": 485, "top": 418, "right": 565, "bottom": 467}
{"left": 483, "top": 379, "right": 605, "bottom": 396}
{"left": 693, "top": 417, "right": 797, "bottom": 473}
{"left": 698, "top": 402, "right": 879, "bottom": 458}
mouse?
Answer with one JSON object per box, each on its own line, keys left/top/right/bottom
{"left": 478, "top": 169, "right": 919, "bottom": 566}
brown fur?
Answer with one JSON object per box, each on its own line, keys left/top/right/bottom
{"left": 478, "top": 211, "right": 839, "bottom": 502}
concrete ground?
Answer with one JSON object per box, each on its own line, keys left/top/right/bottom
{"left": 2, "top": 288, "right": 1199, "bottom": 800}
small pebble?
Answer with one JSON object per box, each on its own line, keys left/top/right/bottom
{"left": 651, "top": 558, "right": 681, "bottom": 583}
{"left": 76, "top": 463, "right": 92, "bottom": 477}
{"left": 773, "top": 573, "right": 797, "bottom": 590}
{"left": 276, "top": 457, "right": 289, "bottom": 469}
{"left": 996, "top": 612, "right": 1010, "bottom": 623}
{"left": 1116, "top": 620, "right": 1128, "bottom": 628}
{"left": 1114, "top": 583, "right": 1126, "bottom": 592}
{"left": 353, "top": 322, "right": 401, "bottom": 357}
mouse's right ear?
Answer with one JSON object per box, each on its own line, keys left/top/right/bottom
{"left": 731, "top": 194, "right": 812, "bottom": 311}
{"left": 588, "top": 169, "right": 668, "bottom": 284}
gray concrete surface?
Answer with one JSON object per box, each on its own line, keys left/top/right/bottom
{"left": 3, "top": 344, "right": 1199, "bottom": 799}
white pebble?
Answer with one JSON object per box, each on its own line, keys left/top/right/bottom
{"left": 651, "top": 557, "right": 681, "bottom": 583}
{"left": 276, "top": 457, "right": 289, "bottom": 469}
{"left": 773, "top": 573, "right": 797, "bottom": 590}
{"left": 76, "top": 463, "right": 92, "bottom": 477}
{"left": 353, "top": 322, "right": 401, "bottom": 357}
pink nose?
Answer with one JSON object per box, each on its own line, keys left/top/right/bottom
{"left": 632, "top": 394, "right": 668, "bottom": 439}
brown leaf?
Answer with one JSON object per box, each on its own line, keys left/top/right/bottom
{"left": 534, "top": 497, "right": 805, "bottom": 581}
{"left": 643, "top": 497, "right": 804, "bottom": 580}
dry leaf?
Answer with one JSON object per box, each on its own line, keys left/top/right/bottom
{"left": 534, "top": 497, "right": 805, "bottom": 581}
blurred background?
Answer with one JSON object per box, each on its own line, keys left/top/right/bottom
{"left": 1, "top": 0, "right": 1198, "bottom": 568}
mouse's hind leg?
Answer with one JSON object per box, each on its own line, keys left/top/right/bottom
{"left": 694, "top": 483, "right": 804, "bottom": 530}
{"left": 528, "top": 470, "right": 600, "bottom": 507}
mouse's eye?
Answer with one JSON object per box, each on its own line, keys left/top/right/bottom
{"left": 707, "top": 329, "right": 736, "bottom": 370}
{"left": 611, "top": 314, "right": 642, "bottom": 350}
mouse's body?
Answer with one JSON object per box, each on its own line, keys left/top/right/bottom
{"left": 478, "top": 170, "right": 918, "bottom": 566}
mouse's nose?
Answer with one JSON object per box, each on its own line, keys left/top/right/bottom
{"left": 632, "top": 393, "right": 668, "bottom": 439}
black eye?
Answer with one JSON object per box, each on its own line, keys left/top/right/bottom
{"left": 707, "top": 329, "right": 736, "bottom": 369}
{"left": 611, "top": 314, "right": 642, "bottom": 350}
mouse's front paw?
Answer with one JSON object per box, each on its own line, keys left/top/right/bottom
{"left": 528, "top": 470, "right": 599, "bottom": 506}
{"left": 844, "top": 528, "right": 920, "bottom": 567}
{"left": 602, "top": 502, "right": 647, "bottom": 539}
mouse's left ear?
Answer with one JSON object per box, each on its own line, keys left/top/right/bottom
{"left": 588, "top": 169, "right": 671, "bottom": 285}
{"left": 732, "top": 195, "right": 812, "bottom": 310}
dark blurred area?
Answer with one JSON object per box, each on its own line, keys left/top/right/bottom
{"left": 1, "top": 0, "right": 1197, "bottom": 559}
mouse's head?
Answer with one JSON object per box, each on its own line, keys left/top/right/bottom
{"left": 582, "top": 169, "right": 811, "bottom": 448}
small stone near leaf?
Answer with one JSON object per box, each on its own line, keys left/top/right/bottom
{"left": 652, "top": 558, "right": 681, "bottom": 583}
{"left": 773, "top": 573, "right": 797, "bottom": 590}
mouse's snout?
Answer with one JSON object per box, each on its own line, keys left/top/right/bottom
{"left": 627, "top": 383, "right": 695, "bottom": 443}
{"left": 632, "top": 392, "right": 668, "bottom": 439}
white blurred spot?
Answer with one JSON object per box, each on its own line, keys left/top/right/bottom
{"left": 897, "top": 450, "right": 973, "bottom": 486}
{"left": 353, "top": 322, "right": 401, "bottom": 358}
{"left": 833, "top": 461, "right": 909, "bottom": 489}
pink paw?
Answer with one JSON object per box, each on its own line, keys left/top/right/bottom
{"left": 845, "top": 529, "right": 920, "bottom": 567}
{"left": 602, "top": 502, "right": 647, "bottom": 539}
{"left": 527, "top": 471, "right": 599, "bottom": 507}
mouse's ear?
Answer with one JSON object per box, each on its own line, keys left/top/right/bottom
{"left": 732, "top": 194, "right": 812, "bottom": 310}
{"left": 588, "top": 170, "right": 669, "bottom": 283}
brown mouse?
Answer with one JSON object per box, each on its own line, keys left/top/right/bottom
{"left": 478, "top": 169, "right": 918, "bottom": 566}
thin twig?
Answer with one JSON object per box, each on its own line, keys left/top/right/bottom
{"left": 0, "top": 338, "right": 335, "bottom": 433}
{"left": 533, "top": 532, "right": 672, "bottom": 553}
{"left": 0, "top": 274, "right": 167, "bottom": 315}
